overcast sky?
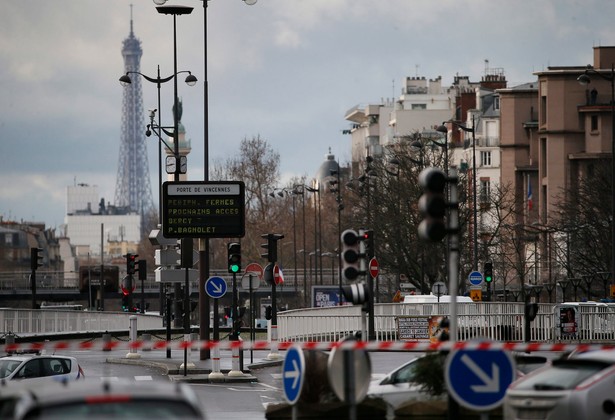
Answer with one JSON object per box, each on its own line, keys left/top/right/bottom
{"left": 1, "top": 0, "right": 613, "bottom": 229}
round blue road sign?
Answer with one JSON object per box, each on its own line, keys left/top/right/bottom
{"left": 282, "top": 345, "right": 305, "bottom": 404}
{"left": 445, "top": 348, "right": 515, "bottom": 411}
{"left": 204, "top": 276, "right": 227, "bottom": 299}
{"left": 468, "top": 271, "right": 483, "bottom": 286}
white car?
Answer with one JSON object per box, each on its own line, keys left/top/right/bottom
{"left": 369, "top": 352, "right": 553, "bottom": 410}
{"left": 11, "top": 378, "right": 206, "bottom": 419}
{"left": 504, "top": 349, "right": 615, "bottom": 420}
{"left": 0, "top": 352, "right": 84, "bottom": 383}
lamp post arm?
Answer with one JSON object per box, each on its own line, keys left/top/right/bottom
{"left": 124, "top": 70, "right": 192, "bottom": 85}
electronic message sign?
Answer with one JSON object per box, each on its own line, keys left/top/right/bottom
{"left": 162, "top": 181, "right": 245, "bottom": 238}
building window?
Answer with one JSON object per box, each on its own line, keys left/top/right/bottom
{"left": 4, "top": 234, "right": 12, "bottom": 246}
{"left": 591, "top": 115, "right": 598, "bottom": 132}
{"left": 493, "top": 96, "right": 500, "bottom": 110}
{"left": 411, "top": 104, "right": 427, "bottom": 110}
{"left": 540, "top": 95, "right": 547, "bottom": 125}
{"left": 480, "top": 151, "right": 492, "bottom": 167}
{"left": 479, "top": 179, "right": 491, "bottom": 204}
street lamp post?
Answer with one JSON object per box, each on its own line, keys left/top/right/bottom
{"left": 119, "top": 67, "right": 197, "bottom": 221}
{"left": 305, "top": 183, "right": 322, "bottom": 285}
{"left": 438, "top": 119, "right": 479, "bottom": 271}
{"left": 270, "top": 189, "right": 299, "bottom": 293}
{"left": 329, "top": 167, "right": 344, "bottom": 304}
{"left": 153, "top": 0, "right": 257, "bottom": 359}
{"left": 578, "top": 64, "right": 615, "bottom": 289}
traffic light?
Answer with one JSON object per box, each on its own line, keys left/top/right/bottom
{"left": 138, "top": 260, "right": 147, "bottom": 281}
{"left": 363, "top": 230, "right": 374, "bottom": 259}
{"left": 227, "top": 242, "right": 241, "bottom": 273}
{"left": 341, "top": 282, "right": 369, "bottom": 306}
{"left": 484, "top": 262, "right": 493, "bottom": 283}
{"left": 418, "top": 168, "right": 448, "bottom": 241}
{"left": 265, "top": 305, "right": 273, "bottom": 320}
{"left": 341, "top": 229, "right": 362, "bottom": 281}
{"left": 263, "top": 262, "right": 274, "bottom": 285}
{"left": 126, "top": 253, "right": 137, "bottom": 275}
{"left": 437, "top": 317, "right": 450, "bottom": 341}
{"left": 30, "top": 248, "right": 43, "bottom": 271}
{"left": 525, "top": 302, "right": 538, "bottom": 322}
{"left": 260, "top": 233, "right": 284, "bottom": 262}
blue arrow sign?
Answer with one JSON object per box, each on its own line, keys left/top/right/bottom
{"left": 204, "top": 276, "right": 227, "bottom": 299}
{"left": 445, "top": 348, "right": 516, "bottom": 411}
{"left": 282, "top": 345, "right": 305, "bottom": 404}
{"left": 468, "top": 271, "right": 483, "bottom": 286}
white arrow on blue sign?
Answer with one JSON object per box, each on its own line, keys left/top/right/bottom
{"left": 445, "top": 348, "right": 516, "bottom": 411}
{"left": 282, "top": 345, "right": 305, "bottom": 404}
{"left": 468, "top": 271, "right": 484, "bottom": 286}
{"left": 204, "top": 276, "right": 227, "bottom": 299}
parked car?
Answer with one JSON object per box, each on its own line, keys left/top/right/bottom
{"left": 11, "top": 378, "right": 206, "bottom": 419}
{"left": 369, "top": 351, "right": 555, "bottom": 410}
{"left": 504, "top": 349, "right": 615, "bottom": 420}
{"left": 0, "top": 352, "right": 84, "bottom": 383}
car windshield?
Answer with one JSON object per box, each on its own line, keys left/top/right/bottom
{"left": 513, "top": 359, "right": 610, "bottom": 391}
{"left": 23, "top": 399, "right": 201, "bottom": 419}
{"left": 0, "top": 360, "right": 23, "bottom": 379}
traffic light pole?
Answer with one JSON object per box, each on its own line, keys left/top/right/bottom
{"left": 231, "top": 272, "right": 239, "bottom": 340}
{"left": 447, "top": 167, "right": 460, "bottom": 343}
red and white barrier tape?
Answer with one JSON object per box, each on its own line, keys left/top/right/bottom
{"left": 2, "top": 340, "right": 615, "bottom": 353}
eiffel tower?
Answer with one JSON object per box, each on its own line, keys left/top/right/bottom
{"left": 115, "top": 9, "right": 155, "bottom": 232}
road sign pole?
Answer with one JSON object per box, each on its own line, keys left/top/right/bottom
{"left": 343, "top": 350, "right": 357, "bottom": 420}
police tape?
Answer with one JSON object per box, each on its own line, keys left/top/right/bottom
{"left": 2, "top": 339, "right": 615, "bottom": 353}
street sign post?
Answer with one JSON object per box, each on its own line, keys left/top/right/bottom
{"left": 162, "top": 181, "right": 245, "bottom": 238}
{"left": 204, "top": 276, "right": 227, "bottom": 299}
{"left": 468, "top": 271, "right": 483, "bottom": 286}
{"left": 445, "top": 348, "right": 516, "bottom": 411}
{"left": 282, "top": 345, "right": 305, "bottom": 404}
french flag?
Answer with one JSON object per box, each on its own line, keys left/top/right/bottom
{"left": 527, "top": 176, "right": 533, "bottom": 211}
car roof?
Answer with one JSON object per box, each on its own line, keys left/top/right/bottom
{"left": 571, "top": 349, "right": 615, "bottom": 363}
{"left": 14, "top": 379, "right": 203, "bottom": 418}
{"left": 21, "top": 378, "right": 197, "bottom": 402}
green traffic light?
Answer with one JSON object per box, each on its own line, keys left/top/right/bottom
{"left": 485, "top": 275, "right": 493, "bottom": 282}
{"left": 230, "top": 264, "right": 240, "bottom": 273}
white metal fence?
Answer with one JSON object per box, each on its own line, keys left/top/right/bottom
{"left": 0, "top": 309, "right": 164, "bottom": 337}
{"left": 278, "top": 302, "right": 615, "bottom": 343}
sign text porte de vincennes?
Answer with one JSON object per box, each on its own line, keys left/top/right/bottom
{"left": 162, "top": 181, "right": 245, "bottom": 238}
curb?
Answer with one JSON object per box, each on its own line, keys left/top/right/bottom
{"left": 106, "top": 357, "right": 270, "bottom": 383}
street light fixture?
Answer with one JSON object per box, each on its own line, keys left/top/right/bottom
{"left": 578, "top": 64, "right": 615, "bottom": 289}
{"left": 119, "top": 68, "right": 197, "bottom": 220}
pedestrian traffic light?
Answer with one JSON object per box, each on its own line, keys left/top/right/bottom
{"left": 30, "top": 248, "right": 43, "bottom": 271}
{"left": 260, "top": 233, "right": 284, "bottom": 263}
{"left": 227, "top": 242, "right": 241, "bottom": 273}
{"left": 341, "top": 229, "right": 362, "bottom": 281}
{"left": 418, "top": 167, "right": 448, "bottom": 241}
{"left": 484, "top": 262, "right": 493, "bottom": 283}
{"left": 126, "top": 253, "right": 137, "bottom": 275}
{"left": 362, "top": 230, "right": 374, "bottom": 259}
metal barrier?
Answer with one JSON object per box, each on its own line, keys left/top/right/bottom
{"left": 277, "top": 302, "right": 615, "bottom": 344}
{"left": 0, "top": 309, "right": 163, "bottom": 337}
